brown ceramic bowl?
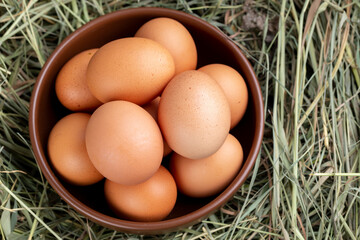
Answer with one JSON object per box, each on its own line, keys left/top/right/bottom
{"left": 29, "top": 7, "right": 264, "bottom": 234}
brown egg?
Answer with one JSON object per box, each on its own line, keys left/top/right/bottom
{"left": 86, "top": 37, "right": 175, "bottom": 105}
{"left": 158, "top": 70, "right": 231, "bottom": 159}
{"left": 104, "top": 166, "right": 177, "bottom": 221}
{"left": 198, "top": 64, "right": 248, "bottom": 128}
{"left": 142, "top": 97, "right": 172, "bottom": 157}
{"left": 135, "top": 17, "right": 197, "bottom": 75}
{"left": 47, "top": 113, "right": 103, "bottom": 186}
{"left": 170, "top": 134, "right": 243, "bottom": 198}
{"left": 55, "top": 49, "right": 102, "bottom": 111}
{"left": 85, "top": 100, "right": 163, "bottom": 185}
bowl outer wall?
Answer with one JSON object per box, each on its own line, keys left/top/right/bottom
{"left": 29, "top": 7, "right": 264, "bottom": 234}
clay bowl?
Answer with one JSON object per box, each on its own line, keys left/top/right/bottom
{"left": 29, "top": 7, "right": 264, "bottom": 234}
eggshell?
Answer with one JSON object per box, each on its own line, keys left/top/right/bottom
{"left": 142, "top": 97, "right": 172, "bottom": 157}
{"left": 104, "top": 166, "right": 177, "bottom": 221}
{"left": 47, "top": 113, "right": 103, "bottom": 186}
{"left": 170, "top": 134, "right": 243, "bottom": 198}
{"left": 198, "top": 64, "right": 248, "bottom": 128}
{"left": 135, "top": 17, "right": 197, "bottom": 75}
{"left": 86, "top": 37, "right": 175, "bottom": 105}
{"left": 55, "top": 49, "right": 102, "bottom": 111}
{"left": 85, "top": 100, "right": 163, "bottom": 185}
{"left": 158, "top": 70, "right": 231, "bottom": 159}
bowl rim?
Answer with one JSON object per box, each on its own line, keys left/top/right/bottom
{"left": 29, "top": 7, "right": 264, "bottom": 234}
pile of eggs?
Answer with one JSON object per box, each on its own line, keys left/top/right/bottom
{"left": 48, "top": 17, "right": 248, "bottom": 222}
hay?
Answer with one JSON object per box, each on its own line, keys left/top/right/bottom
{"left": 0, "top": 0, "right": 359, "bottom": 239}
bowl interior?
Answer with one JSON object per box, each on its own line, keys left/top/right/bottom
{"left": 30, "top": 7, "right": 263, "bottom": 234}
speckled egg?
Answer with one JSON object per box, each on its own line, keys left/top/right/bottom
{"left": 135, "top": 17, "right": 197, "bottom": 75}
{"left": 47, "top": 113, "right": 104, "bottom": 186}
{"left": 86, "top": 37, "right": 175, "bottom": 105}
{"left": 158, "top": 70, "right": 231, "bottom": 159}
{"left": 85, "top": 100, "right": 163, "bottom": 185}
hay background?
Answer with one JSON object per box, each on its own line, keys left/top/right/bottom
{"left": 0, "top": 0, "right": 359, "bottom": 239}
